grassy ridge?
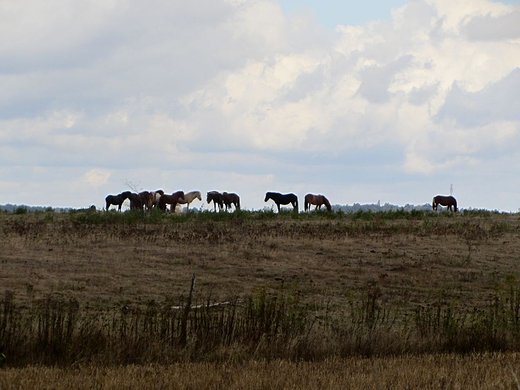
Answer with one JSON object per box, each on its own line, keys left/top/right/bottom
{"left": 1, "top": 208, "right": 520, "bottom": 367}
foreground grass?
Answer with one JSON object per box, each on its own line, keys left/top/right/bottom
{"left": 2, "top": 353, "right": 520, "bottom": 389}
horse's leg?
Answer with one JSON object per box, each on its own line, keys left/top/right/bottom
{"left": 277, "top": 203, "right": 281, "bottom": 213}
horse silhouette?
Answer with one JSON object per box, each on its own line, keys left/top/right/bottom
{"left": 207, "top": 191, "right": 224, "bottom": 212}
{"left": 222, "top": 192, "right": 240, "bottom": 211}
{"left": 432, "top": 195, "right": 458, "bottom": 212}
{"left": 105, "top": 191, "right": 132, "bottom": 211}
{"left": 264, "top": 192, "right": 298, "bottom": 212}
{"left": 158, "top": 191, "right": 185, "bottom": 212}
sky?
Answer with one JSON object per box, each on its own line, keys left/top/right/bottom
{"left": 1, "top": 0, "right": 520, "bottom": 211}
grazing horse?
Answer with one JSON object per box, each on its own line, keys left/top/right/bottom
{"left": 304, "top": 193, "right": 332, "bottom": 212}
{"left": 432, "top": 195, "right": 458, "bottom": 212}
{"left": 158, "top": 191, "right": 185, "bottom": 212}
{"left": 264, "top": 192, "right": 298, "bottom": 212}
{"left": 222, "top": 192, "right": 240, "bottom": 211}
{"left": 207, "top": 191, "right": 224, "bottom": 212}
{"left": 177, "top": 190, "right": 202, "bottom": 211}
{"left": 105, "top": 191, "right": 131, "bottom": 211}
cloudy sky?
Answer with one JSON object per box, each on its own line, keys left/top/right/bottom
{"left": 1, "top": 0, "right": 519, "bottom": 211}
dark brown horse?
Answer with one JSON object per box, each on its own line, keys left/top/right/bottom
{"left": 105, "top": 191, "right": 132, "bottom": 211}
{"left": 158, "top": 191, "right": 185, "bottom": 212}
{"left": 304, "top": 193, "right": 332, "bottom": 212}
{"left": 222, "top": 192, "right": 240, "bottom": 211}
{"left": 264, "top": 192, "right": 298, "bottom": 212}
{"left": 207, "top": 191, "right": 224, "bottom": 212}
{"left": 128, "top": 192, "right": 144, "bottom": 210}
{"left": 432, "top": 195, "right": 458, "bottom": 212}
{"left": 138, "top": 191, "right": 151, "bottom": 210}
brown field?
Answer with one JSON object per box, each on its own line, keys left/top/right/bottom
{"left": 2, "top": 209, "right": 520, "bottom": 387}
{"left": 2, "top": 210, "right": 519, "bottom": 309}
{"left": 2, "top": 353, "right": 520, "bottom": 389}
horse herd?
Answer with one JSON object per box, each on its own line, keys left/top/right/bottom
{"left": 105, "top": 190, "right": 335, "bottom": 213}
{"left": 105, "top": 190, "right": 458, "bottom": 213}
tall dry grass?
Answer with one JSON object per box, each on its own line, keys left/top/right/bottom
{"left": 3, "top": 278, "right": 520, "bottom": 366}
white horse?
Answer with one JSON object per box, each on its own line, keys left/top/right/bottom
{"left": 151, "top": 190, "right": 164, "bottom": 209}
{"left": 175, "top": 190, "right": 202, "bottom": 212}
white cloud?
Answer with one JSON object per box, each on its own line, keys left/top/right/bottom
{"left": 84, "top": 169, "right": 112, "bottom": 189}
{"left": 1, "top": 0, "right": 520, "bottom": 210}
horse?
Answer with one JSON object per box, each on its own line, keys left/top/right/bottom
{"left": 207, "top": 191, "right": 224, "bottom": 212}
{"left": 432, "top": 195, "right": 458, "bottom": 212}
{"left": 264, "top": 192, "right": 298, "bottom": 212}
{"left": 304, "top": 193, "right": 332, "bottom": 212}
{"left": 142, "top": 190, "right": 164, "bottom": 210}
{"left": 158, "top": 191, "right": 185, "bottom": 212}
{"left": 222, "top": 192, "right": 240, "bottom": 211}
{"left": 150, "top": 189, "right": 165, "bottom": 209}
{"left": 105, "top": 191, "right": 132, "bottom": 211}
{"left": 138, "top": 191, "right": 152, "bottom": 210}
{"left": 128, "top": 192, "right": 144, "bottom": 210}
{"left": 177, "top": 190, "right": 202, "bottom": 211}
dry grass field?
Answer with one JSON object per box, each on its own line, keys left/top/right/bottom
{"left": 2, "top": 208, "right": 520, "bottom": 388}
{"left": 2, "top": 209, "right": 519, "bottom": 310}
{"left": 2, "top": 353, "right": 520, "bottom": 389}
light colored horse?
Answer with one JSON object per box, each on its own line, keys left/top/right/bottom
{"left": 150, "top": 190, "right": 164, "bottom": 209}
{"left": 176, "top": 190, "right": 202, "bottom": 212}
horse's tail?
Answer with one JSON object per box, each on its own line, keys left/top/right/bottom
{"left": 237, "top": 197, "right": 241, "bottom": 210}
{"left": 304, "top": 198, "right": 308, "bottom": 211}
{"left": 453, "top": 198, "right": 458, "bottom": 212}
{"left": 295, "top": 199, "right": 299, "bottom": 211}
{"left": 432, "top": 197, "right": 436, "bottom": 210}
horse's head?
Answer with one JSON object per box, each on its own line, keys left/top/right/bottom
{"left": 121, "top": 191, "right": 132, "bottom": 199}
{"left": 322, "top": 196, "right": 332, "bottom": 211}
{"left": 196, "top": 192, "right": 202, "bottom": 201}
{"left": 207, "top": 191, "right": 219, "bottom": 203}
{"left": 264, "top": 192, "right": 271, "bottom": 202}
